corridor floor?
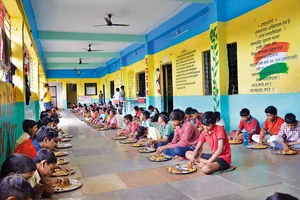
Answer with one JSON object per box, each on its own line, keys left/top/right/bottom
{"left": 53, "top": 111, "right": 300, "bottom": 200}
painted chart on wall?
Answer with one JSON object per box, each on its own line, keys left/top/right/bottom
{"left": 247, "top": 16, "right": 298, "bottom": 94}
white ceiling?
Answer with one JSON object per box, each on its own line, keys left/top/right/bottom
{"left": 30, "top": 0, "right": 192, "bottom": 68}
{"left": 31, "top": 0, "right": 190, "bottom": 34}
{"left": 45, "top": 58, "right": 110, "bottom": 63}
{"left": 41, "top": 40, "right": 132, "bottom": 53}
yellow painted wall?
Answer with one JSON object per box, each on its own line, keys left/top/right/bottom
{"left": 226, "top": 0, "right": 300, "bottom": 94}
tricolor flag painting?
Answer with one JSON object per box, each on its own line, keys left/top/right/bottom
{"left": 254, "top": 42, "right": 290, "bottom": 80}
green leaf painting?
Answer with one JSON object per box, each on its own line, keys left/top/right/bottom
{"left": 210, "top": 26, "right": 220, "bottom": 112}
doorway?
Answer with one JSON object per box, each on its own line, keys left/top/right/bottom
{"left": 102, "top": 85, "right": 106, "bottom": 104}
{"left": 162, "top": 63, "right": 173, "bottom": 113}
{"left": 66, "top": 84, "right": 77, "bottom": 108}
{"left": 49, "top": 86, "right": 57, "bottom": 108}
{"left": 110, "top": 81, "right": 115, "bottom": 98}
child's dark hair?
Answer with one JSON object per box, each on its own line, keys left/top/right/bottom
{"left": 190, "top": 109, "right": 198, "bottom": 115}
{"left": 34, "top": 149, "right": 57, "bottom": 165}
{"left": 265, "top": 106, "right": 277, "bottom": 115}
{"left": 45, "top": 109, "right": 52, "bottom": 113}
{"left": 0, "top": 154, "right": 37, "bottom": 178}
{"left": 102, "top": 107, "right": 107, "bottom": 112}
{"left": 41, "top": 116, "right": 53, "bottom": 126}
{"left": 285, "top": 113, "right": 297, "bottom": 124}
{"left": 266, "top": 192, "right": 298, "bottom": 200}
{"left": 134, "top": 106, "right": 139, "bottom": 111}
{"left": 40, "top": 111, "right": 48, "bottom": 120}
{"left": 52, "top": 117, "right": 60, "bottom": 124}
{"left": 0, "top": 175, "right": 35, "bottom": 199}
{"left": 240, "top": 108, "right": 250, "bottom": 117}
{"left": 201, "top": 111, "right": 217, "bottom": 126}
{"left": 140, "top": 108, "right": 145, "bottom": 112}
{"left": 35, "top": 126, "right": 58, "bottom": 143}
{"left": 142, "top": 111, "right": 150, "bottom": 119}
{"left": 137, "top": 126, "right": 147, "bottom": 140}
{"left": 148, "top": 105, "right": 154, "bottom": 110}
{"left": 170, "top": 109, "right": 185, "bottom": 121}
{"left": 124, "top": 114, "right": 133, "bottom": 121}
{"left": 185, "top": 107, "right": 193, "bottom": 115}
{"left": 214, "top": 111, "right": 221, "bottom": 119}
{"left": 159, "top": 112, "right": 169, "bottom": 123}
{"left": 116, "top": 88, "right": 120, "bottom": 92}
{"left": 96, "top": 107, "right": 100, "bottom": 112}
{"left": 22, "top": 120, "right": 37, "bottom": 133}
{"left": 121, "top": 85, "right": 124, "bottom": 90}
{"left": 110, "top": 110, "right": 116, "bottom": 115}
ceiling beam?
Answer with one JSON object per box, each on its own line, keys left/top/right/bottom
{"left": 44, "top": 52, "right": 120, "bottom": 58}
{"left": 174, "top": 0, "right": 213, "bottom": 3}
{"left": 47, "top": 63, "right": 105, "bottom": 69}
{"left": 39, "top": 31, "right": 146, "bottom": 43}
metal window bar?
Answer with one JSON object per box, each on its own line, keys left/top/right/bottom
{"left": 227, "top": 43, "right": 238, "bottom": 95}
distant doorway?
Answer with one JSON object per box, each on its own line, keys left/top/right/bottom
{"left": 103, "top": 85, "right": 106, "bottom": 104}
{"left": 66, "top": 84, "right": 77, "bottom": 108}
{"left": 162, "top": 63, "right": 173, "bottom": 113}
{"left": 110, "top": 81, "right": 115, "bottom": 98}
{"left": 49, "top": 86, "right": 57, "bottom": 108}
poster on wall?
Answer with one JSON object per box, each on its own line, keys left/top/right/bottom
{"left": 78, "top": 96, "right": 92, "bottom": 104}
{"left": 243, "top": 9, "right": 299, "bottom": 94}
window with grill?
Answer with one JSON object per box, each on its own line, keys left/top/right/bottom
{"left": 227, "top": 43, "right": 238, "bottom": 95}
{"left": 203, "top": 50, "right": 212, "bottom": 95}
{"left": 136, "top": 71, "right": 145, "bottom": 97}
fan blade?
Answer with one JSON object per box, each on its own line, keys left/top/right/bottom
{"left": 94, "top": 24, "right": 108, "bottom": 27}
{"left": 82, "top": 48, "right": 89, "bottom": 51}
{"left": 91, "top": 50, "right": 104, "bottom": 52}
{"left": 113, "top": 24, "right": 130, "bottom": 27}
{"left": 105, "top": 17, "right": 113, "bottom": 26}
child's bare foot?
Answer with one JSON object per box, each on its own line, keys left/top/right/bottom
{"left": 175, "top": 155, "right": 187, "bottom": 161}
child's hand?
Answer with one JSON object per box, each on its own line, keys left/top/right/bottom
{"left": 156, "top": 146, "right": 164, "bottom": 154}
{"left": 57, "top": 166, "right": 71, "bottom": 175}
{"left": 187, "top": 159, "right": 195, "bottom": 169}
{"left": 197, "top": 162, "right": 206, "bottom": 168}
{"left": 62, "top": 177, "right": 70, "bottom": 185}
{"left": 49, "top": 178, "right": 64, "bottom": 187}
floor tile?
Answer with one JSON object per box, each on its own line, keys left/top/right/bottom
{"left": 79, "top": 192, "right": 120, "bottom": 200}
{"left": 116, "top": 183, "right": 192, "bottom": 200}
{"left": 218, "top": 167, "right": 286, "bottom": 189}
{"left": 68, "top": 165, "right": 83, "bottom": 179}
{"left": 73, "top": 148, "right": 102, "bottom": 157}
{"left": 205, "top": 194, "right": 248, "bottom": 200}
{"left": 238, "top": 183, "right": 300, "bottom": 200}
{"left": 52, "top": 187, "right": 83, "bottom": 199}
{"left": 79, "top": 173, "right": 128, "bottom": 195}
{"left": 80, "top": 162, "right": 119, "bottom": 177}
{"left": 170, "top": 175, "right": 244, "bottom": 200}
{"left": 117, "top": 168, "right": 169, "bottom": 188}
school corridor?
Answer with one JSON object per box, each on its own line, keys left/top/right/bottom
{"left": 50, "top": 111, "right": 300, "bottom": 200}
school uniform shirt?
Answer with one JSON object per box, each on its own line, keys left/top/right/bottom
{"left": 119, "top": 90, "right": 125, "bottom": 101}
{"left": 113, "top": 91, "right": 120, "bottom": 100}
{"left": 167, "top": 121, "right": 201, "bottom": 149}
{"left": 216, "top": 118, "right": 225, "bottom": 127}
{"left": 147, "top": 127, "right": 160, "bottom": 140}
{"left": 199, "top": 125, "right": 231, "bottom": 165}
{"left": 159, "top": 123, "right": 174, "bottom": 140}
{"left": 108, "top": 116, "right": 118, "bottom": 128}
{"left": 276, "top": 121, "right": 300, "bottom": 143}
{"left": 14, "top": 138, "right": 37, "bottom": 159}
{"left": 14, "top": 132, "right": 31, "bottom": 149}
{"left": 195, "top": 118, "right": 203, "bottom": 129}
{"left": 238, "top": 116, "right": 261, "bottom": 134}
{"left": 261, "top": 116, "right": 284, "bottom": 137}
{"left": 128, "top": 121, "right": 140, "bottom": 133}
{"left": 135, "top": 110, "right": 141, "bottom": 117}
{"left": 142, "top": 119, "right": 154, "bottom": 128}
{"left": 44, "top": 88, "right": 51, "bottom": 103}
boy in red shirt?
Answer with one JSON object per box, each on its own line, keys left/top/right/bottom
{"left": 186, "top": 111, "right": 231, "bottom": 174}
{"left": 233, "top": 108, "right": 260, "bottom": 141}
{"left": 253, "top": 106, "right": 284, "bottom": 144}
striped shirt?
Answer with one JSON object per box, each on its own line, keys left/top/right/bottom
{"left": 276, "top": 121, "right": 300, "bottom": 143}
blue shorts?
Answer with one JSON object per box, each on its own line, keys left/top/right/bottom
{"left": 44, "top": 102, "right": 52, "bottom": 110}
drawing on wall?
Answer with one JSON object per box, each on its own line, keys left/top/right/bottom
{"left": 210, "top": 26, "right": 220, "bottom": 112}
{"left": 156, "top": 68, "right": 161, "bottom": 94}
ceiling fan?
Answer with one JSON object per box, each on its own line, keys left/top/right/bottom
{"left": 94, "top": 14, "right": 130, "bottom": 27}
{"left": 78, "top": 58, "right": 89, "bottom": 65}
{"left": 83, "top": 44, "right": 103, "bottom": 52}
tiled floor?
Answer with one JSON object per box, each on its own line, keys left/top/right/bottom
{"left": 52, "top": 112, "right": 300, "bottom": 200}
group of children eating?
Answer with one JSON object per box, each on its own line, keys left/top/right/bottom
{"left": 1, "top": 102, "right": 299, "bottom": 200}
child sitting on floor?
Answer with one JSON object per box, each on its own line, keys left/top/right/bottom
{"left": 98, "top": 108, "right": 107, "bottom": 124}
{"left": 118, "top": 114, "right": 140, "bottom": 138}
{"left": 253, "top": 106, "right": 284, "bottom": 144}
{"left": 214, "top": 112, "right": 225, "bottom": 127}
{"left": 233, "top": 108, "right": 260, "bottom": 141}
{"left": 15, "top": 126, "right": 58, "bottom": 159}
{"left": 104, "top": 110, "right": 119, "bottom": 129}
{"left": 148, "top": 112, "right": 174, "bottom": 149}
{"left": 34, "top": 149, "right": 70, "bottom": 198}
{"left": 137, "top": 126, "right": 160, "bottom": 142}
{"left": 148, "top": 105, "right": 160, "bottom": 122}
{"left": 1, "top": 154, "right": 37, "bottom": 182}
{"left": 133, "top": 106, "right": 141, "bottom": 121}
{"left": 0, "top": 175, "right": 35, "bottom": 200}
{"left": 186, "top": 111, "right": 231, "bottom": 174}
{"left": 15, "top": 120, "right": 38, "bottom": 149}
{"left": 270, "top": 113, "right": 300, "bottom": 151}
{"left": 140, "top": 111, "right": 154, "bottom": 128}
{"left": 190, "top": 109, "right": 204, "bottom": 132}
{"left": 184, "top": 107, "right": 193, "bottom": 122}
